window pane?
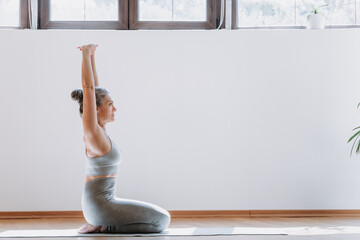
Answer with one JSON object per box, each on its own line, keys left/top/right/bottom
{"left": 237, "top": 0, "right": 296, "bottom": 27}
{"left": 0, "top": 0, "right": 20, "bottom": 27}
{"left": 139, "top": 0, "right": 172, "bottom": 21}
{"left": 50, "top": 0, "right": 118, "bottom": 21}
{"left": 85, "top": 0, "right": 118, "bottom": 21}
{"left": 51, "top": 0, "right": 85, "bottom": 21}
{"left": 297, "top": 0, "right": 355, "bottom": 26}
{"left": 327, "top": 0, "right": 355, "bottom": 25}
{"left": 173, "top": 0, "right": 206, "bottom": 21}
{"left": 139, "top": 0, "right": 206, "bottom": 21}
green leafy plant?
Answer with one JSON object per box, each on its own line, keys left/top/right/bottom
{"left": 311, "top": 4, "right": 329, "bottom": 14}
{"left": 348, "top": 102, "right": 360, "bottom": 156}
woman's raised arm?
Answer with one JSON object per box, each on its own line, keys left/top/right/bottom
{"left": 91, "top": 54, "right": 99, "bottom": 87}
{"left": 78, "top": 44, "right": 100, "bottom": 136}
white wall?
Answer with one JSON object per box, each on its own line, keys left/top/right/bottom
{"left": 1, "top": 29, "right": 360, "bottom": 211}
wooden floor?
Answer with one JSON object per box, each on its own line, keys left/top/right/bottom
{"left": 2, "top": 216, "right": 360, "bottom": 239}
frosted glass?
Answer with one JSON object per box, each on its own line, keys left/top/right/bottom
{"left": 237, "top": 0, "right": 296, "bottom": 27}
{"left": 139, "top": 0, "right": 172, "bottom": 21}
{"left": 173, "top": 0, "right": 206, "bottom": 21}
{"left": 0, "top": 0, "right": 20, "bottom": 27}
{"left": 237, "top": 0, "right": 356, "bottom": 27}
{"left": 51, "top": 0, "right": 84, "bottom": 21}
{"left": 139, "top": 0, "right": 206, "bottom": 21}
{"left": 84, "top": 0, "right": 118, "bottom": 21}
{"left": 326, "top": 0, "right": 355, "bottom": 25}
{"left": 50, "top": 0, "right": 118, "bottom": 21}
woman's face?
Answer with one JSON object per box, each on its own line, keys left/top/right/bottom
{"left": 97, "top": 95, "right": 117, "bottom": 123}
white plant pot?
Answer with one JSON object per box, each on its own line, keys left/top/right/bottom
{"left": 307, "top": 13, "right": 326, "bottom": 29}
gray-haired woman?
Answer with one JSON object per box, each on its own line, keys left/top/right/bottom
{"left": 72, "top": 44, "right": 171, "bottom": 234}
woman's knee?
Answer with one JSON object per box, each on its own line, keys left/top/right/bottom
{"left": 153, "top": 211, "right": 171, "bottom": 232}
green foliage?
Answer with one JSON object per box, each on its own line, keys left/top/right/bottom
{"left": 311, "top": 4, "right": 329, "bottom": 14}
{"left": 348, "top": 102, "right": 360, "bottom": 156}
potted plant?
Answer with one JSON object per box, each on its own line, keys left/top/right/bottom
{"left": 348, "top": 102, "right": 360, "bottom": 155}
{"left": 307, "top": 4, "right": 328, "bottom": 29}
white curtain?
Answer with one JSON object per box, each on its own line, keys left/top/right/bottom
{"left": 28, "top": 0, "right": 38, "bottom": 29}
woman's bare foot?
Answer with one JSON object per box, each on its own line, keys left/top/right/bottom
{"left": 77, "top": 44, "right": 98, "bottom": 55}
{"left": 77, "top": 223, "right": 105, "bottom": 234}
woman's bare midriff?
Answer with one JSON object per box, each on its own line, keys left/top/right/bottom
{"left": 85, "top": 174, "right": 117, "bottom": 183}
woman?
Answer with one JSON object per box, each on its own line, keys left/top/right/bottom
{"left": 71, "top": 44, "right": 171, "bottom": 234}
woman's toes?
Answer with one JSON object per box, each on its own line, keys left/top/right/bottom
{"left": 77, "top": 223, "right": 102, "bottom": 234}
{"left": 77, "top": 224, "right": 90, "bottom": 233}
{"left": 100, "top": 226, "right": 107, "bottom": 233}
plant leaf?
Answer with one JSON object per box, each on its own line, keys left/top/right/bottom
{"left": 318, "top": 4, "right": 329, "bottom": 8}
{"left": 350, "top": 133, "right": 360, "bottom": 156}
{"left": 347, "top": 129, "right": 360, "bottom": 143}
{"left": 311, "top": 4, "right": 316, "bottom": 13}
{"left": 356, "top": 138, "right": 360, "bottom": 153}
{"left": 352, "top": 126, "right": 360, "bottom": 131}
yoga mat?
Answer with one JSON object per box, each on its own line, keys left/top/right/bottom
{"left": 0, "top": 227, "right": 288, "bottom": 238}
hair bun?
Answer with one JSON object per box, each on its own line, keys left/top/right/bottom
{"left": 71, "top": 89, "right": 83, "bottom": 103}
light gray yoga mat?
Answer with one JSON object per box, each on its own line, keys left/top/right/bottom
{"left": 0, "top": 227, "right": 288, "bottom": 238}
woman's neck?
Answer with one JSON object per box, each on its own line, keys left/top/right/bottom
{"left": 98, "top": 122, "right": 107, "bottom": 132}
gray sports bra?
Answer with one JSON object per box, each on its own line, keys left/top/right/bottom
{"left": 85, "top": 137, "right": 122, "bottom": 176}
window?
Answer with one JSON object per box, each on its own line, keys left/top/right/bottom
{"left": 236, "top": 0, "right": 359, "bottom": 28}
{"left": 0, "top": 0, "right": 28, "bottom": 29}
{"left": 39, "top": 0, "right": 128, "bottom": 29}
{"left": 129, "top": 0, "right": 217, "bottom": 29}
{"left": 50, "top": 0, "right": 118, "bottom": 21}
{"left": 6, "top": 0, "right": 360, "bottom": 30}
{"left": 37, "top": 0, "right": 217, "bottom": 30}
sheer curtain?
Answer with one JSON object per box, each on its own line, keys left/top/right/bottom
{"left": 28, "top": 0, "right": 37, "bottom": 29}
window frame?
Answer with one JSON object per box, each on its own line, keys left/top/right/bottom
{"left": 231, "top": 0, "right": 237, "bottom": 29}
{"left": 38, "top": 0, "right": 128, "bottom": 29}
{"left": 20, "top": 0, "right": 30, "bottom": 28}
{"left": 129, "top": 0, "right": 217, "bottom": 30}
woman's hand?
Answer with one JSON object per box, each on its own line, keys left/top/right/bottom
{"left": 77, "top": 44, "right": 99, "bottom": 56}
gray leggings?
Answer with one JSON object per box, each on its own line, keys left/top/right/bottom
{"left": 81, "top": 177, "right": 171, "bottom": 233}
